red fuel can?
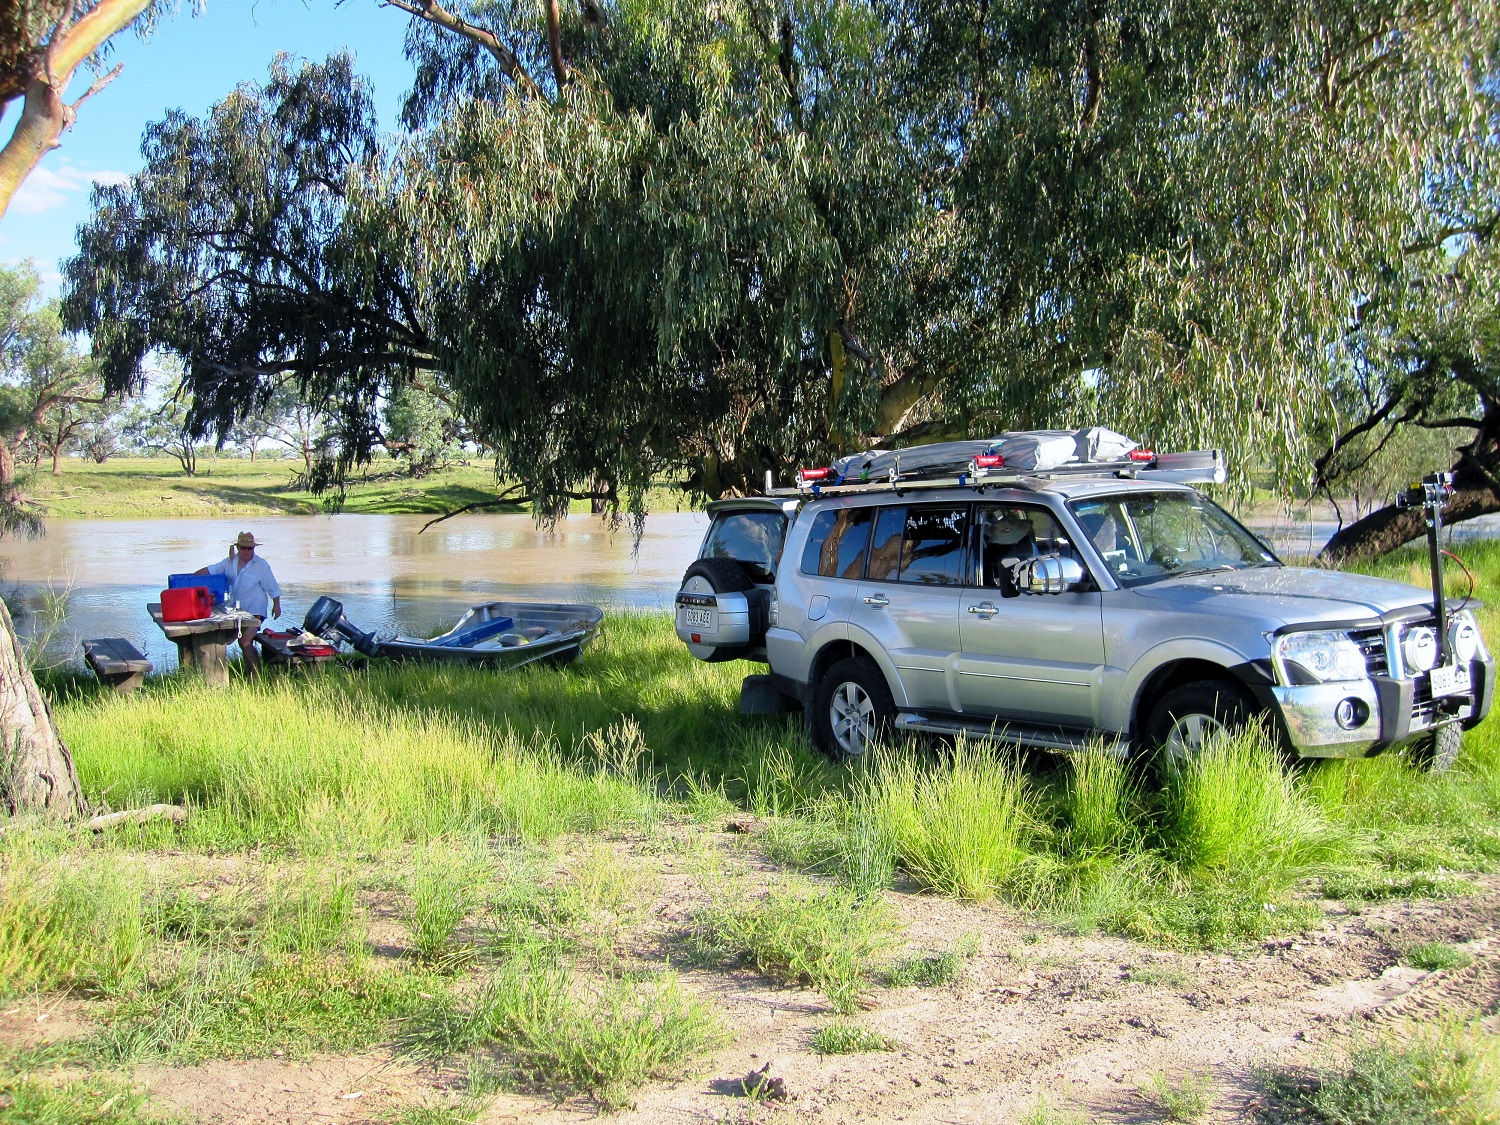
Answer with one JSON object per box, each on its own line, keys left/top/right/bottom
{"left": 160, "top": 586, "right": 213, "bottom": 622}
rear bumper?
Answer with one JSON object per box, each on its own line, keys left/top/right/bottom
{"left": 1273, "top": 655, "right": 1493, "bottom": 758}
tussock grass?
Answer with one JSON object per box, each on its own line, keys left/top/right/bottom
{"left": 64, "top": 675, "right": 657, "bottom": 851}
{"left": 689, "top": 883, "right": 893, "bottom": 1013}
{"left": 407, "top": 836, "right": 488, "bottom": 967}
{"left": 0, "top": 841, "right": 150, "bottom": 999}
{"left": 1255, "top": 1017, "right": 1500, "bottom": 1125}
{"left": 855, "top": 738, "right": 1034, "bottom": 901}
{"left": 402, "top": 945, "right": 723, "bottom": 1110}
{"left": 886, "top": 933, "right": 979, "bottom": 988}
{"left": 1062, "top": 746, "right": 1138, "bottom": 853}
{"left": 0, "top": 1072, "right": 165, "bottom": 1123}
{"left": 810, "top": 1021, "right": 896, "bottom": 1054}
{"left": 1141, "top": 1071, "right": 1214, "bottom": 1122}
{"left": 1399, "top": 942, "right": 1473, "bottom": 972}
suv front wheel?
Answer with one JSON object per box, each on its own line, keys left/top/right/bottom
{"left": 1143, "top": 678, "right": 1257, "bottom": 772}
{"left": 813, "top": 657, "right": 896, "bottom": 759}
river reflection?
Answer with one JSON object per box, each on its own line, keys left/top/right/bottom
{"left": 0, "top": 512, "right": 708, "bottom": 670}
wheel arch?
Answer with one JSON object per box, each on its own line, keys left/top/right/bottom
{"left": 1129, "top": 655, "right": 1278, "bottom": 743}
{"left": 808, "top": 638, "right": 896, "bottom": 703}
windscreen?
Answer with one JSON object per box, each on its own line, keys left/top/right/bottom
{"left": 1070, "top": 493, "right": 1278, "bottom": 588}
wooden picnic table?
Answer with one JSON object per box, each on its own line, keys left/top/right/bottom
{"left": 147, "top": 603, "right": 258, "bottom": 687}
{"left": 254, "top": 629, "right": 339, "bottom": 675}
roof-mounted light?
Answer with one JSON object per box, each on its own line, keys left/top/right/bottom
{"left": 797, "top": 467, "right": 833, "bottom": 487}
{"left": 968, "top": 453, "right": 1004, "bottom": 478}
{"left": 1128, "top": 450, "right": 1156, "bottom": 462}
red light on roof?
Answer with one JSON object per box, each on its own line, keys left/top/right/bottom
{"left": 973, "top": 454, "right": 1004, "bottom": 468}
{"left": 1128, "top": 450, "right": 1156, "bottom": 462}
{"left": 798, "top": 467, "right": 833, "bottom": 483}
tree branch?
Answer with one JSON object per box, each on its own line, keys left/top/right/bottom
{"left": 382, "top": 0, "right": 538, "bottom": 95}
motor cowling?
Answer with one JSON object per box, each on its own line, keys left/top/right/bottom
{"left": 303, "top": 596, "right": 382, "bottom": 657}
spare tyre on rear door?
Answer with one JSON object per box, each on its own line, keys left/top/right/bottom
{"left": 675, "top": 500, "right": 789, "bottom": 662}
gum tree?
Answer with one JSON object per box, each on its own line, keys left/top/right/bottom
{"left": 63, "top": 1, "right": 1500, "bottom": 537}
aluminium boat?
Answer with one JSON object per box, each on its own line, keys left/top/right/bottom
{"left": 303, "top": 596, "right": 603, "bottom": 669}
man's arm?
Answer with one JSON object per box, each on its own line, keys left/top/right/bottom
{"left": 262, "top": 560, "right": 282, "bottom": 619}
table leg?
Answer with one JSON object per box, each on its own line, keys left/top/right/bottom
{"left": 194, "top": 637, "right": 230, "bottom": 688}
{"left": 175, "top": 638, "right": 198, "bottom": 674}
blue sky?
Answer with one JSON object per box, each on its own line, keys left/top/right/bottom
{"left": 0, "top": 1, "right": 418, "bottom": 293}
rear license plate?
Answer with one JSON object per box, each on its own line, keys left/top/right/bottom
{"left": 1430, "top": 663, "right": 1471, "bottom": 698}
{"left": 683, "top": 607, "right": 714, "bottom": 631}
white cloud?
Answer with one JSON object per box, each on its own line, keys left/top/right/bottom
{"left": 9, "top": 163, "right": 130, "bottom": 216}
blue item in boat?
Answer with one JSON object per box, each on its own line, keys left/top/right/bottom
{"left": 168, "top": 572, "right": 229, "bottom": 605}
{"left": 433, "top": 615, "right": 514, "bottom": 648}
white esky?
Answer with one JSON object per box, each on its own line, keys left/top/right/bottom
{"left": 0, "top": 1, "right": 415, "bottom": 295}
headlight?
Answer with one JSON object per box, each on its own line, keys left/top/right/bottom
{"left": 1274, "top": 630, "right": 1369, "bottom": 684}
{"left": 1401, "top": 625, "right": 1439, "bottom": 673}
{"left": 1451, "top": 611, "right": 1483, "bottom": 664}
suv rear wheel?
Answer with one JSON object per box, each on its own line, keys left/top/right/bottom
{"left": 1143, "top": 678, "right": 1257, "bottom": 772}
{"left": 813, "top": 657, "right": 895, "bottom": 759}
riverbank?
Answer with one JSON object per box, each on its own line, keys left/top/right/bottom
{"left": 2, "top": 545, "right": 1498, "bottom": 1122}
{"left": 22, "top": 457, "right": 700, "bottom": 519}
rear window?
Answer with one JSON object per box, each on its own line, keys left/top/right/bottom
{"left": 702, "top": 510, "right": 786, "bottom": 584}
{"left": 800, "top": 508, "right": 874, "bottom": 579}
{"left": 866, "top": 505, "right": 970, "bottom": 585}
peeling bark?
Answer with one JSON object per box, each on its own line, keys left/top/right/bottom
{"left": 0, "top": 597, "right": 81, "bottom": 818}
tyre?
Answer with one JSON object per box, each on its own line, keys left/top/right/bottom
{"left": 812, "top": 657, "right": 896, "bottom": 759}
{"left": 1142, "top": 678, "right": 1257, "bottom": 773}
{"left": 1408, "top": 722, "right": 1462, "bottom": 774}
{"left": 679, "top": 558, "right": 762, "bottom": 663}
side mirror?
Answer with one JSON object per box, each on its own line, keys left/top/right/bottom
{"left": 1019, "top": 555, "right": 1086, "bottom": 595}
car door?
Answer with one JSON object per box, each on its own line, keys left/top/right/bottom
{"left": 854, "top": 504, "right": 968, "bottom": 711}
{"left": 955, "top": 502, "right": 1106, "bottom": 726}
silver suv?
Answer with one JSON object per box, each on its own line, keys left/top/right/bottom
{"left": 674, "top": 444, "right": 1493, "bottom": 769}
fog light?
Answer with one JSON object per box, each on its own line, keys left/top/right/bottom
{"left": 1335, "top": 697, "right": 1369, "bottom": 730}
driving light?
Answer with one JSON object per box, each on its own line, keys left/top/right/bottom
{"left": 1451, "top": 613, "right": 1482, "bottom": 664}
{"left": 1275, "top": 630, "right": 1368, "bottom": 684}
{"left": 1401, "top": 625, "right": 1439, "bottom": 673}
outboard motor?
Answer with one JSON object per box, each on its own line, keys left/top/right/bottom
{"left": 304, "top": 596, "right": 382, "bottom": 657}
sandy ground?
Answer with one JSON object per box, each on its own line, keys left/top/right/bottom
{"left": 5, "top": 854, "right": 1497, "bottom": 1125}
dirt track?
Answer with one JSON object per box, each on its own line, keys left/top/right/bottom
{"left": 6, "top": 860, "right": 1491, "bottom": 1125}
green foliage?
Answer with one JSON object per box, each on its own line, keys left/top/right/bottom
{"left": 689, "top": 884, "right": 892, "bottom": 1014}
{"left": 402, "top": 945, "right": 723, "bottom": 1110}
{"left": 810, "top": 1021, "right": 896, "bottom": 1055}
{"left": 1255, "top": 1019, "right": 1500, "bottom": 1125}
{"left": 1399, "top": 943, "right": 1473, "bottom": 973}
{"left": 886, "top": 933, "right": 979, "bottom": 988}
{"left": 0, "top": 1073, "right": 165, "bottom": 1124}
{"left": 1141, "top": 1072, "right": 1214, "bottom": 1123}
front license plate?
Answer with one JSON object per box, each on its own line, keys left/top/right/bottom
{"left": 684, "top": 607, "right": 714, "bottom": 631}
{"left": 1430, "top": 663, "right": 1471, "bottom": 698}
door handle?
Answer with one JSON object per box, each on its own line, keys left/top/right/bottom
{"left": 968, "top": 602, "right": 999, "bottom": 618}
{"left": 863, "top": 593, "right": 890, "bottom": 607}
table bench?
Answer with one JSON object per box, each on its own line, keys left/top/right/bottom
{"left": 147, "top": 603, "right": 258, "bottom": 687}
{"left": 83, "top": 638, "right": 153, "bottom": 694}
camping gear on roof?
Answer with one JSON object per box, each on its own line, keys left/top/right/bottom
{"left": 830, "top": 427, "right": 1139, "bottom": 482}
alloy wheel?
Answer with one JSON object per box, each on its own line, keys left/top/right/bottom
{"left": 1162, "top": 711, "right": 1225, "bottom": 767}
{"left": 829, "top": 680, "right": 877, "bottom": 756}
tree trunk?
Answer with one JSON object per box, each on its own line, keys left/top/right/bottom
{"left": 50, "top": 446, "right": 61, "bottom": 475}
{"left": 0, "top": 597, "right": 82, "bottom": 818}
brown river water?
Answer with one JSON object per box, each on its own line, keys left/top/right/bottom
{"left": 0, "top": 512, "right": 709, "bottom": 670}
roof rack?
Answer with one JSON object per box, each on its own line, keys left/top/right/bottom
{"left": 767, "top": 448, "right": 1226, "bottom": 499}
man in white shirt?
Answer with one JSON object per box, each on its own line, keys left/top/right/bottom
{"left": 196, "top": 531, "right": 282, "bottom": 678}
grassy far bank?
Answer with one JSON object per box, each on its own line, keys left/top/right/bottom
{"left": 2, "top": 543, "right": 1500, "bottom": 1119}
{"left": 21, "top": 456, "right": 700, "bottom": 519}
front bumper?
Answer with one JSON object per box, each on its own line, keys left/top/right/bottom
{"left": 1272, "top": 655, "right": 1494, "bottom": 758}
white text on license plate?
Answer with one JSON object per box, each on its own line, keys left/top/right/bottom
{"left": 684, "top": 607, "right": 714, "bottom": 630}
{"left": 1430, "top": 663, "right": 1470, "bottom": 698}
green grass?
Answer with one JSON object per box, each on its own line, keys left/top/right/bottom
{"left": 1255, "top": 1018, "right": 1500, "bottom": 1125}
{"left": 24, "top": 456, "right": 698, "bottom": 518}
{"left": 400, "top": 945, "right": 723, "bottom": 1110}
{"left": 886, "top": 933, "right": 979, "bottom": 988}
{"left": 688, "top": 883, "right": 893, "bottom": 1014}
{"left": 1141, "top": 1071, "right": 1214, "bottom": 1122}
{"left": 1127, "top": 965, "right": 1189, "bottom": 988}
{"left": 809, "top": 1021, "right": 897, "bottom": 1054}
{"left": 1399, "top": 941, "right": 1474, "bottom": 972}
{"left": 0, "top": 1073, "right": 169, "bottom": 1124}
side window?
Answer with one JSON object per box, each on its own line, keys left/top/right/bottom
{"left": 1071, "top": 499, "right": 1142, "bottom": 577}
{"left": 800, "top": 507, "right": 874, "bottom": 579}
{"left": 868, "top": 507, "right": 906, "bottom": 581}
{"left": 899, "top": 506, "right": 969, "bottom": 586}
{"left": 703, "top": 511, "right": 786, "bottom": 584}
{"left": 976, "top": 504, "right": 1082, "bottom": 593}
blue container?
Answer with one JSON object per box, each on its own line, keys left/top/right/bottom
{"left": 168, "top": 572, "right": 229, "bottom": 605}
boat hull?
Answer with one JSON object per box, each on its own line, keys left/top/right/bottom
{"left": 379, "top": 602, "right": 604, "bottom": 668}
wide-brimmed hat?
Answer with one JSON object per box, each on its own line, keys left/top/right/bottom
{"left": 234, "top": 532, "right": 261, "bottom": 549}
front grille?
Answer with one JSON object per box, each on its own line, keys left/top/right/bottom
{"left": 1350, "top": 627, "right": 1388, "bottom": 677}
